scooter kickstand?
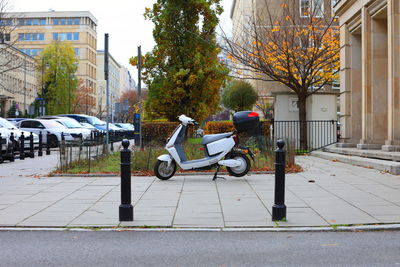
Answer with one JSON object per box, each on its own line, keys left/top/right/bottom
{"left": 212, "top": 166, "right": 226, "bottom": 181}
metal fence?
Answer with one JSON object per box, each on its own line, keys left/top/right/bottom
{"left": 58, "top": 131, "right": 132, "bottom": 173}
{"left": 272, "top": 120, "right": 338, "bottom": 152}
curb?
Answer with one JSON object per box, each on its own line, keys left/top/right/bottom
{"left": 1, "top": 224, "right": 400, "bottom": 232}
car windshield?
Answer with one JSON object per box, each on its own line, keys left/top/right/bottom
{"left": 86, "top": 116, "right": 105, "bottom": 126}
{"left": 0, "top": 118, "right": 17, "bottom": 129}
{"left": 41, "top": 120, "right": 66, "bottom": 129}
{"left": 57, "top": 119, "right": 83, "bottom": 128}
{"left": 121, "top": 124, "right": 134, "bottom": 130}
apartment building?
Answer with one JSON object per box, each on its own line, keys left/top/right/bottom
{"left": 335, "top": 0, "right": 400, "bottom": 150}
{"left": 7, "top": 11, "right": 98, "bottom": 115}
{"left": 96, "top": 50, "right": 121, "bottom": 120}
{"left": 230, "top": 0, "right": 339, "bottom": 120}
{"left": 0, "top": 44, "right": 38, "bottom": 117}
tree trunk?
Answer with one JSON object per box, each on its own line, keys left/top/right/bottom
{"left": 298, "top": 94, "right": 308, "bottom": 151}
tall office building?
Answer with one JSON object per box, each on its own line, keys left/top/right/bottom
{"left": 7, "top": 11, "right": 98, "bottom": 115}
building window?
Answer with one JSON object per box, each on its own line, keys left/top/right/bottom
{"left": 53, "top": 32, "right": 80, "bottom": 41}
{"left": 53, "top": 19, "right": 59, "bottom": 25}
{"left": 40, "top": 19, "right": 46, "bottom": 25}
{"left": 300, "top": 0, "right": 310, "bottom": 17}
{"left": 74, "top": 48, "right": 79, "bottom": 56}
{"left": 21, "top": 48, "right": 43, "bottom": 56}
{"left": 0, "top": 33, "right": 10, "bottom": 42}
{"left": 0, "top": 19, "right": 12, "bottom": 26}
{"left": 314, "top": 0, "right": 324, "bottom": 17}
{"left": 18, "top": 33, "right": 45, "bottom": 41}
{"left": 300, "top": 0, "right": 324, "bottom": 17}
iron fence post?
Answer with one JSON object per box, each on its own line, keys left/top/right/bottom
{"left": 9, "top": 132, "right": 15, "bottom": 162}
{"left": 29, "top": 132, "right": 34, "bottom": 158}
{"left": 0, "top": 133, "right": 3, "bottom": 163}
{"left": 20, "top": 132, "right": 25, "bottom": 160}
{"left": 272, "top": 139, "right": 287, "bottom": 221}
{"left": 38, "top": 132, "right": 43, "bottom": 156}
{"left": 46, "top": 131, "right": 51, "bottom": 155}
{"left": 119, "top": 139, "right": 133, "bottom": 221}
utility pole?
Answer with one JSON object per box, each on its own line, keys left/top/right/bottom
{"left": 23, "top": 57, "right": 27, "bottom": 115}
{"left": 105, "top": 33, "right": 110, "bottom": 149}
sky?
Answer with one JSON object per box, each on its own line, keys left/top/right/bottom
{"left": 9, "top": 0, "right": 233, "bottom": 83}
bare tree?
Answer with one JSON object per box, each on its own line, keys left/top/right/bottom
{"left": 222, "top": 0, "right": 339, "bottom": 149}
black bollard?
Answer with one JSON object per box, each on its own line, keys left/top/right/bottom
{"left": 46, "top": 131, "right": 51, "bottom": 155}
{"left": 9, "top": 132, "right": 15, "bottom": 162}
{"left": 20, "top": 132, "right": 25, "bottom": 160}
{"left": 0, "top": 133, "right": 3, "bottom": 163}
{"left": 38, "top": 132, "right": 43, "bottom": 156}
{"left": 272, "top": 139, "right": 287, "bottom": 221}
{"left": 29, "top": 132, "right": 34, "bottom": 158}
{"left": 119, "top": 139, "right": 133, "bottom": 221}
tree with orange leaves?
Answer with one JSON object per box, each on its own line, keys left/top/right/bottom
{"left": 72, "top": 78, "right": 92, "bottom": 115}
{"left": 223, "top": 0, "right": 339, "bottom": 149}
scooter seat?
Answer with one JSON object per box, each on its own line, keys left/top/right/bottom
{"left": 201, "top": 132, "right": 233, "bottom": 145}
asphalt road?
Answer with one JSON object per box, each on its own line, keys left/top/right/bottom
{"left": 0, "top": 230, "right": 399, "bottom": 266}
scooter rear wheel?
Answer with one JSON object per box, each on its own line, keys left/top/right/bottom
{"left": 154, "top": 160, "right": 176, "bottom": 180}
{"left": 226, "top": 153, "right": 250, "bottom": 177}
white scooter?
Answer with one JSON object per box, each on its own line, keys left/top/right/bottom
{"left": 154, "top": 114, "right": 255, "bottom": 180}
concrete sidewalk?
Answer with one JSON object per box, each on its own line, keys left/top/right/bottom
{"left": 0, "top": 156, "right": 400, "bottom": 228}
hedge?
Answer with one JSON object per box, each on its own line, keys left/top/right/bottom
{"left": 142, "top": 122, "right": 179, "bottom": 145}
{"left": 204, "top": 120, "right": 271, "bottom": 137}
{"left": 142, "top": 120, "right": 272, "bottom": 145}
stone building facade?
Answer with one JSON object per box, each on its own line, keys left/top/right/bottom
{"left": 7, "top": 11, "right": 98, "bottom": 115}
{"left": 0, "top": 44, "right": 37, "bottom": 117}
{"left": 230, "top": 0, "right": 340, "bottom": 119}
{"left": 96, "top": 50, "right": 121, "bottom": 120}
{"left": 335, "top": 0, "right": 400, "bottom": 150}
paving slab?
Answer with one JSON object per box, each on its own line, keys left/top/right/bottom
{"left": 1, "top": 156, "right": 400, "bottom": 228}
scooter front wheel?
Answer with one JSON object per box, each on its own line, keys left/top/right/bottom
{"left": 154, "top": 160, "right": 177, "bottom": 180}
{"left": 226, "top": 153, "right": 250, "bottom": 177}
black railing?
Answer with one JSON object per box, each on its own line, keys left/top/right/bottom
{"left": 272, "top": 120, "right": 338, "bottom": 152}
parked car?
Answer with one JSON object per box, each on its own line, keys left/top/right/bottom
{"left": 6, "top": 118, "right": 26, "bottom": 125}
{"left": 0, "top": 126, "right": 13, "bottom": 162}
{"left": 58, "top": 114, "right": 108, "bottom": 131}
{"left": 114, "top": 123, "right": 135, "bottom": 139}
{"left": 114, "top": 123, "right": 134, "bottom": 131}
{"left": 0, "top": 117, "right": 39, "bottom": 151}
{"left": 16, "top": 119, "right": 79, "bottom": 147}
{"left": 38, "top": 116, "right": 92, "bottom": 140}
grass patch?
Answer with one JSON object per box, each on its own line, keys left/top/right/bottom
{"left": 61, "top": 137, "right": 302, "bottom": 174}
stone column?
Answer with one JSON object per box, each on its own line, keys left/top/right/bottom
{"left": 370, "top": 17, "right": 388, "bottom": 145}
{"left": 383, "top": 0, "right": 400, "bottom": 151}
{"left": 338, "top": 24, "right": 352, "bottom": 143}
{"left": 358, "top": 7, "right": 374, "bottom": 149}
{"left": 349, "top": 32, "right": 362, "bottom": 144}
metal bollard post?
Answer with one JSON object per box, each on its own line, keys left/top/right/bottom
{"left": 20, "top": 132, "right": 25, "bottom": 160}
{"left": 29, "top": 132, "right": 34, "bottom": 158}
{"left": 272, "top": 139, "right": 287, "bottom": 221}
{"left": 9, "top": 132, "right": 15, "bottom": 162}
{"left": 119, "top": 139, "right": 133, "bottom": 221}
{"left": 46, "top": 131, "right": 51, "bottom": 155}
{"left": 0, "top": 133, "right": 3, "bottom": 163}
{"left": 38, "top": 132, "right": 43, "bottom": 157}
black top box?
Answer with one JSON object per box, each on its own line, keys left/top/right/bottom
{"left": 233, "top": 111, "right": 260, "bottom": 134}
